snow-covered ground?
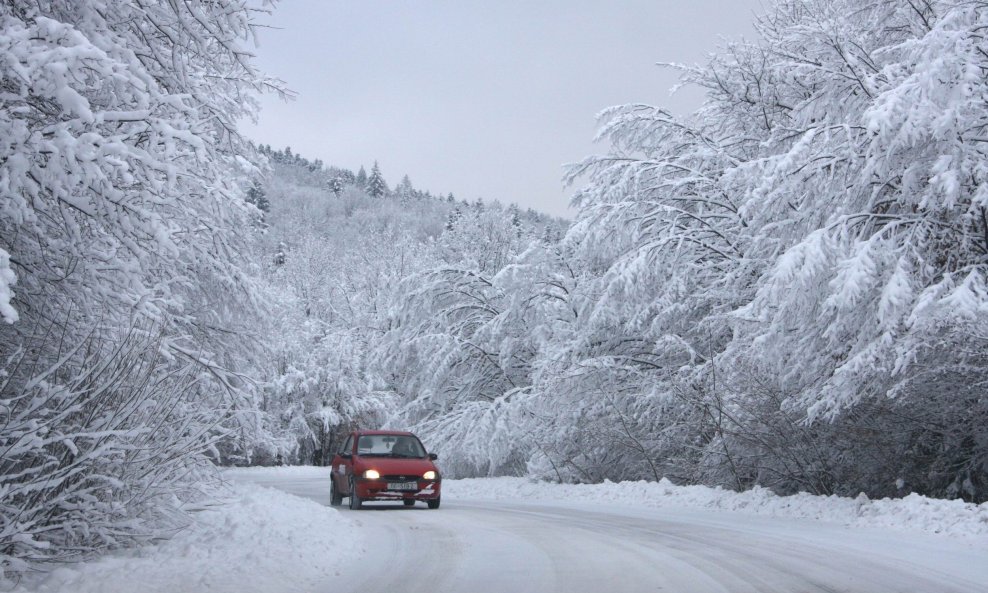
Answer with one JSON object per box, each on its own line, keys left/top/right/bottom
{"left": 446, "top": 475, "right": 988, "bottom": 539}
{"left": 9, "top": 466, "right": 988, "bottom": 593}
{"left": 5, "top": 478, "right": 362, "bottom": 593}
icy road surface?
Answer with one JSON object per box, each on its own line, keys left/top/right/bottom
{"left": 240, "top": 471, "right": 988, "bottom": 593}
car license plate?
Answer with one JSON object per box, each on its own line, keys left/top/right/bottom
{"left": 388, "top": 481, "right": 417, "bottom": 491}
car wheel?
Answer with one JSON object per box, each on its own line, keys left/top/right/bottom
{"left": 348, "top": 477, "right": 362, "bottom": 510}
{"left": 330, "top": 477, "right": 342, "bottom": 506}
{"left": 427, "top": 497, "right": 440, "bottom": 509}
{"left": 403, "top": 499, "right": 415, "bottom": 507}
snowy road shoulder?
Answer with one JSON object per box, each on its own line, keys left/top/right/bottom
{"left": 225, "top": 466, "right": 988, "bottom": 540}
{"left": 8, "top": 480, "right": 361, "bottom": 593}
{"left": 444, "top": 476, "right": 988, "bottom": 540}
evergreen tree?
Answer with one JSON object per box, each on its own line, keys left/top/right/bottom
{"left": 247, "top": 181, "right": 270, "bottom": 212}
{"left": 508, "top": 204, "right": 522, "bottom": 238}
{"left": 367, "top": 161, "right": 388, "bottom": 198}
{"left": 397, "top": 174, "right": 414, "bottom": 202}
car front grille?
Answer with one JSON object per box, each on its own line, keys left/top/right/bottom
{"left": 382, "top": 475, "right": 421, "bottom": 482}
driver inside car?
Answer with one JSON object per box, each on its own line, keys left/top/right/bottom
{"left": 392, "top": 438, "right": 417, "bottom": 457}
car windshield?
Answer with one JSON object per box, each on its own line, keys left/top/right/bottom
{"left": 356, "top": 434, "right": 426, "bottom": 458}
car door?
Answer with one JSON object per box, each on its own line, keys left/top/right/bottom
{"left": 334, "top": 433, "right": 355, "bottom": 493}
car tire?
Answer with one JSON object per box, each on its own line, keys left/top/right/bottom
{"left": 348, "top": 478, "right": 362, "bottom": 510}
{"left": 330, "top": 477, "right": 342, "bottom": 506}
{"left": 427, "top": 497, "right": 440, "bottom": 509}
{"left": 403, "top": 499, "right": 415, "bottom": 507}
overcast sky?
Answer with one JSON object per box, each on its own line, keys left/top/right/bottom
{"left": 244, "top": 1, "right": 765, "bottom": 217}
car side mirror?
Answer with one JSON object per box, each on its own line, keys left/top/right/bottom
{"left": 339, "top": 453, "right": 351, "bottom": 459}
{"left": 428, "top": 453, "right": 438, "bottom": 460}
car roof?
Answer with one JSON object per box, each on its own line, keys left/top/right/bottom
{"left": 354, "top": 429, "right": 415, "bottom": 436}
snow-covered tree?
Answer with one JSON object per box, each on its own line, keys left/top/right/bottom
{"left": 713, "top": 0, "right": 988, "bottom": 498}
{"left": 376, "top": 202, "right": 566, "bottom": 475}
{"left": 371, "top": 0, "right": 988, "bottom": 500}
{"left": 0, "top": 0, "right": 284, "bottom": 571}
{"left": 248, "top": 152, "right": 463, "bottom": 465}
{"left": 331, "top": 176, "right": 345, "bottom": 198}
{"left": 396, "top": 174, "right": 415, "bottom": 202}
{"left": 247, "top": 181, "right": 270, "bottom": 213}
{"left": 367, "top": 161, "right": 389, "bottom": 198}
{"left": 557, "top": 0, "right": 988, "bottom": 499}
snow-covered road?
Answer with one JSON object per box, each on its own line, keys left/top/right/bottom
{"left": 242, "top": 470, "right": 988, "bottom": 593}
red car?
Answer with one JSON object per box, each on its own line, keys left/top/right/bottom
{"left": 330, "top": 430, "right": 442, "bottom": 510}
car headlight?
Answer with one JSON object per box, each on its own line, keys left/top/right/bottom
{"left": 423, "top": 470, "right": 437, "bottom": 480}
{"left": 363, "top": 469, "right": 380, "bottom": 479}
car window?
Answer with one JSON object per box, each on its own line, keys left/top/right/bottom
{"left": 356, "top": 435, "right": 426, "bottom": 457}
{"left": 340, "top": 435, "right": 353, "bottom": 455}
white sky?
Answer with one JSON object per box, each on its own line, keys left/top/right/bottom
{"left": 244, "top": 1, "right": 765, "bottom": 217}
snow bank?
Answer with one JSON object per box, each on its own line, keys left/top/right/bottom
{"left": 219, "top": 467, "right": 988, "bottom": 540}
{"left": 444, "top": 477, "right": 988, "bottom": 539}
{"left": 223, "top": 465, "right": 331, "bottom": 480}
{"left": 8, "top": 481, "right": 360, "bottom": 593}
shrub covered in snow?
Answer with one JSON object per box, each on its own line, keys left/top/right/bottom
{"left": 0, "top": 0, "right": 283, "bottom": 576}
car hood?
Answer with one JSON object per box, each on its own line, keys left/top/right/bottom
{"left": 355, "top": 456, "right": 437, "bottom": 476}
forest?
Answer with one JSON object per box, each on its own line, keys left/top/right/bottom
{"left": 2, "top": 0, "right": 987, "bottom": 575}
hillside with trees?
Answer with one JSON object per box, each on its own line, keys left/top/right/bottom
{"left": 242, "top": 146, "right": 565, "bottom": 467}
{"left": 375, "top": 0, "right": 988, "bottom": 503}
{"left": 2, "top": 0, "right": 987, "bottom": 579}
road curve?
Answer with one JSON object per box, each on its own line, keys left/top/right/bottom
{"left": 241, "top": 472, "right": 988, "bottom": 593}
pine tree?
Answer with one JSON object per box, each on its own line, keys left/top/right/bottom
{"left": 400, "top": 174, "right": 413, "bottom": 190}
{"left": 396, "top": 174, "right": 414, "bottom": 202}
{"left": 247, "top": 181, "right": 269, "bottom": 212}
{"left": 508, "top": 204, "right": 522, "bottom": 238}
{"left": 367, "top": 161, "right": 388, "bottom": 198}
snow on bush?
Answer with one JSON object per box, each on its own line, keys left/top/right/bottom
{"left": 5, "top": 482, "right": 361, "bottom": 593}
{"left": 0, "top": 0, "right": 284, "bottom": 575}
{"left": 444, "top": 477, "right": 988, "bottom": 539}
{"left": 0, "top": 249, "right": 16, "bottom": 324}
